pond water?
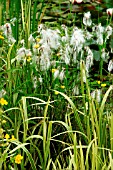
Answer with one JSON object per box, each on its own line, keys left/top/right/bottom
{"left": 40, "top": 0, "right": 113, "bottom": 27}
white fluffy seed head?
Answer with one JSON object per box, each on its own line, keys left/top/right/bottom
{"left": 108, "top": 60, "right": 113, "bottom": 72}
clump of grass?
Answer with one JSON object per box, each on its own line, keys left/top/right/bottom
{"left": 0, "top": 0, "right": 113, "bottom": 169}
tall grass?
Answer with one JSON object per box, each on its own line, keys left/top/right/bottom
{"left": 0, "top": 0, "right": 113, "bottom": 169}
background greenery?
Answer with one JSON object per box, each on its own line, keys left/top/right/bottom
{"left": 0, "top": 0, "right": 113, "bottom": 169}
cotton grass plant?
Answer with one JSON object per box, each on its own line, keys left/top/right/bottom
{"left": 0, "top": 0, "right": 113, "bottom": 169}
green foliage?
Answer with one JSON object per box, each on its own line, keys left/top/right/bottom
{"left": 0, "top": 0, "right": 113, "bottom": 169}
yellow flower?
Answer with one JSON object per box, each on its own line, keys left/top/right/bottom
{"left": 26, "top": 56, "right": 32, "bottom": 62}
{"left": 54, "top": 91, "right": 59, "bottom": 95}
{"left": 60, "top": 85, "right": 65, "bottom": 89}
{"left": 11, "top": 135, "right": 16, "bottom": 140}
{"left": 52, "top": 69, "right": 57, "bottom": 73}
{"left": 101, "top": 83, "right": 106, "bottom": 87}
{"left": 2, "top": 120, "right": 6, "bottom": 124}
{"left": 34, "top": 44, "right": 40, "bottom": 49}
{"left": 0, "top": 35, "right": 4, "bottom": 40}
{"left": 5, "top": 134, "right": 10, "bottom": 140}
{"left": 97, "top": 81, "right": 101, "bottom": 84}
{"left": 15, "top": 154, "right": 23, "bottom": 164}
{"left": 0, "top": 98, "right": 8, "bottom": 106}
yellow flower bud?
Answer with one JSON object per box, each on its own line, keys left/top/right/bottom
{"left": 54, "top": 91, "right": 59, "bottom": 95}
{"left": 101, "top": 83, "right": 106, "bottom": 87}
{"left": 4, "top": 134, "right": 10, "bottom": 140}
{"left": 97, "top": 81, "right": 101, "bottom": 84}
{"left": 11, "top": 135, "right": 16, "bottom": 140}
{"left": 2, "top": 120, "right": 6, "bottom": 124}
{"left": 52, "top": 69, "right": 57, "bottom": 73}
{"left": 34, "top": 44, "right": 40, "bottom": 49}
{"left": 36, "top": 38, "right": 41, "bottom": 42}
{"left": 60, "top": 85, "right": 65, "bottom": 89}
